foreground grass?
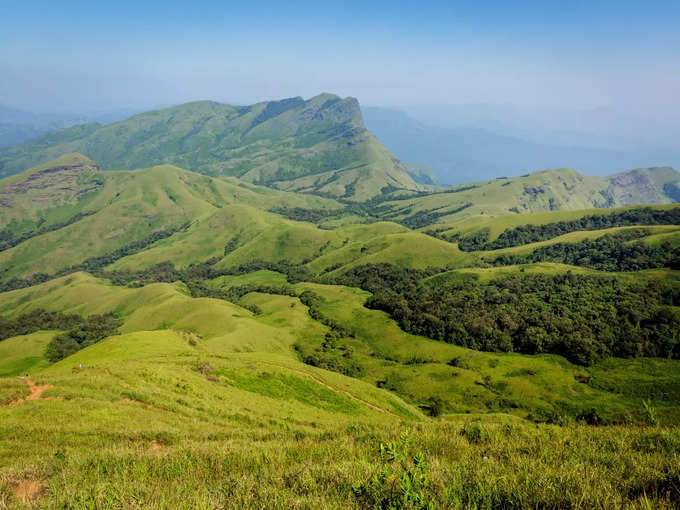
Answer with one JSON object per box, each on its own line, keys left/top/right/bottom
{"left": 1, "top": 327, "right": 678, "bottom": 508}
{"left": 1, "top": 401, "right": 678, "bottom": 508}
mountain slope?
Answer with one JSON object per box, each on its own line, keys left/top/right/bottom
{"left": 0, "top": 95, "right": 420, "bottom": 200}
{"left": 0, "top": 155, "right": 341, "bottom": 281}
{"left": 373, "top": 166, "right": 680, "bottom": 228}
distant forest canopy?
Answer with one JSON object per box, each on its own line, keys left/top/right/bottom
{"left": 335, "top": 264, "right": 680, "bottom": 366}
{"left": 489, "top": 229, "right": 680, "bottom": 272}
{"left": 491, "top": 229, "right": 680, "bottom": 271}
{"left": 451, "top": 207, "right": 680, "bottom": 251}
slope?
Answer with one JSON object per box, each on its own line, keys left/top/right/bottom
{"left": 0, "top": 94, "right": 420, "bottom": 200}
{"left": 373, "top": 167, "right": 680, "bottom": 229}
{"left": 0, "top": 155, "right": 341, "bottom": 282}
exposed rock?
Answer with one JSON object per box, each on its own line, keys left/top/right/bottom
{"left": 0, "top": 156, "right": 103, "bottom": 210}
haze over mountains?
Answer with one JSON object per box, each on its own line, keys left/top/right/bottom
{"left": 363, "top": 106, "right": 680, "bottom": 185}
{"left": 4, "top": 96, "right": 680, "bottom": 191}
{"left": 0, "top": 104, "right": 144, "bottom": 149}
{"left": 1, "top": 94, "right": 679, "bottom": 206}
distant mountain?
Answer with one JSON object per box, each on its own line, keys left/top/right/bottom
{"left": 0, "top": 105, "right": 80, "bottom": 148}
{"left": 405, "top": 163, "right": 439, "bottom": 185}
{"left": 362, "top": 107, "right": 676, "bottom": 185}
{"left": 0, "top": 95, "right": 420, "bottom": 201}
{"left": 0, "top": 105, "right": 144, "bottom": 148}
{"left": 375, "top": 166, "right": 680, "bottom": 228}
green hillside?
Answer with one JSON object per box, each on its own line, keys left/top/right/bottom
{"left": 0, "top": 94, "right": 420, "bottom": 200}
{"left": 368, "top": 167, "right": 680, "bottom": 229}
{"left": 1, "top": 152, "right": 680, "bottom": 506}
{"left": 0, "top": 155, "right": 341, "bottom": 281}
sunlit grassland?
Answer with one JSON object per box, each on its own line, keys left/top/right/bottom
{"left": 0, "top": 323, "right": 678, "bottom": 508}
{"left": 202, "top": 269, "right": 680, "bottom": 424}
{"left": 0, "top": 331, "right": 53, "bottom": 377}
{"left": 477, "top": 225, "right": 680, "bottom": 259}
{"left": 433, "top": 203, "right": 679, "bottom": 240}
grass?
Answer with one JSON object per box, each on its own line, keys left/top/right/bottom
{"left": 1, "top": 371, "right": 679, "bottom": 508}
{"left": 477, "top": 225, "right": 680, "bottom": 259}
{"left": 0, "top": 273, "right": 677, "bottom": 506}
{"left": 436, "top": 203, "right": 680, "bottom": 240}
{"left": 0, "top": 331, "right": 53, "bottom": 377}
{"left": 0, "top": 303, "right": 679, "bottom": 507}
{"left": 378, "top": 173, "right": 679, "bottom": 228}
{"left": 198, "top": 270, "right": 680, "bottom": 425}
{"left": 0, "top": 158, "right": 341, "bottom": 280}
{"left": 0, "top": 151, "right": 679, "bottom": 506}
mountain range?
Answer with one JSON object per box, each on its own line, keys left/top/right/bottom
{"left": 0, "top": 93, "right": 680, "bottom": 507}
{"left": 0, "top": 95, "right": 422, "bottom": 201}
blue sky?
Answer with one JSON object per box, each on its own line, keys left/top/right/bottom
{"left": 1, "top": 0, "right": 679, "bottom": 115}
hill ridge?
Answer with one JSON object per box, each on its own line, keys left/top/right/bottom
{"left": 0, "top": 94, "right": 420, "bottom": 201}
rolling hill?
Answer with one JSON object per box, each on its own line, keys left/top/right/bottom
{"left": 0, "top": 145, "right": 679, "bottom": 505}
{"left": 0, "top": 95, "right": 421, "bottom": 201}
{"left": 369, "top": 166, "right": 680, "bottom": 229}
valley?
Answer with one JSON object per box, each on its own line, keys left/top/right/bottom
{"left": 0, "top": 99, "right": 679, "bottom": 508}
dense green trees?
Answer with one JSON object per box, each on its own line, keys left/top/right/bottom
{"left": 456, "top": 207, "right": 680, "bottom": 251}
{"left": 44, "top": 313, "right": 121, "bottom": 362}
{"left": 338, "top": 264, "right": 680, "bottom": 365}
{"left": 0, "top": 309, "right": 83, "bottom": 340}
{"left": 0, "top": 309, "right": 121, "bottom": 363}
{"left": 491, "top": 230, "right": 680, "bottom": 271}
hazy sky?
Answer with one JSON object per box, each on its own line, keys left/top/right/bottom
{"left": 1, "top": 0, "right": 679, "bottom": 117}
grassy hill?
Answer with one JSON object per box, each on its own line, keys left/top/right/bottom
{"left": 0, "top": 94, "right": 420, "bottom": 200}
{"left": 1, "top": 152, "right": 680, "bottom": 506}
{"left": 369, "top": 167, "right": 680, "bottom": 229}
{"left": 0, "top": 155, "right": 342, "bottom": 281}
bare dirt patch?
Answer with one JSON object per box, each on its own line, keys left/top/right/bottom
{"left": 12, "top": 480, "right": 45, "bottom": 504}
{"left": 120, "top": 398, "right": 156, "bottom": 410}
{"left": 149, "top": 439, "right": 166, "bottom": 452}
{"left": 8, "top": 379, "right": 52, "bottom": 406}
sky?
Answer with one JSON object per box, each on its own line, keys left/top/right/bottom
{"left": 1, "top": 0, "right": 679, "bottom": 118}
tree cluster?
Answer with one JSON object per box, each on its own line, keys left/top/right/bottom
{"left": 0, "top": 308, "right": 121, "bottom": 363}
{"left": 45, "top": 313, "right": 121, "bottom": 362}
{"left": 491, "top": 230, "right": 680, "bottom": 271}
{"left": 337, "top": 264, "right": 680, "bottom": 365}
{"left": 457, "top": 207, "right": 680, "bottom": 251}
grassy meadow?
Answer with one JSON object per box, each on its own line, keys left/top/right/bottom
{"left": 0, "top": 154, "right": 679, "bottom": 507}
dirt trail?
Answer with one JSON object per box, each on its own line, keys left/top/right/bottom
{"left": 121, "top": 397, "right": 156, "bottom": 410}
{"left": 259, "top": 361, "right": 399, "bottom": 417}
{"left": 9, "top": 379, "right": 52, "bottom": 406}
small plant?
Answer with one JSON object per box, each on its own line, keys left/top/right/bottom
{"left": 577, "top": 408, "right": 604, "bottom": 425}
{"left": 422, "top": 396, "right": 445, "bottom": 417}
{"left": 194, "top": 361, "right": 213, "bottom": 375}
{"left": 461, "top": 423, "right": 483, "bottom": 444}
{"left": 642, "top": 400, "right": 659, "bottom": 426}
{"left": 352, "top": 430, "right": 436, "bottom": 509}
